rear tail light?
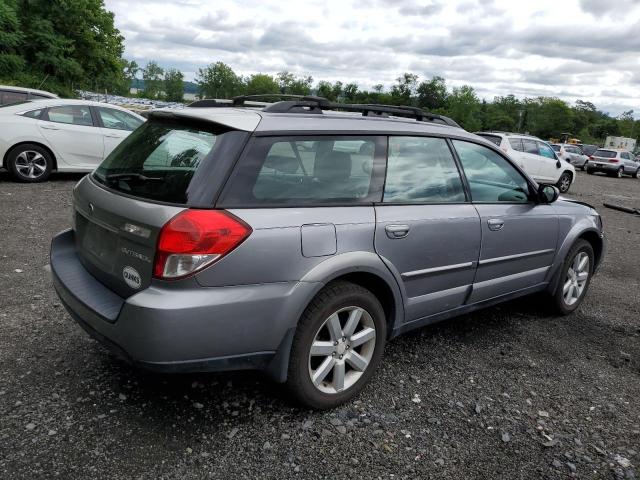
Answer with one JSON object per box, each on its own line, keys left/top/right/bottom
{"left": 153, "top": 210, "right": 251, "bottom": 280}
{"left": 588, "top": 156, "right": 593, "bottom": 160}
{"left": 608, "top": 159, "right": 619, "bottom": 163}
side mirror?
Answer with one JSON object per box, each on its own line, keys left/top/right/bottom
{"left": 555, "top": 160, "right": 562, "bottom": 168}
{"left": 538, "top": 184, "right": 560, "bottom": 203}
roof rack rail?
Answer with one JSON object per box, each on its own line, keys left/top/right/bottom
{"left": 189, "top": 94, "right": 461, "bottom": 128}
{"left": 261, "top": 97, "right": 461, "bottom": 128}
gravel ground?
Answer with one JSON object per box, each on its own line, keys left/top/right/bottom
{"left": 0, "top": 170, "right": 638, "bottom": 479}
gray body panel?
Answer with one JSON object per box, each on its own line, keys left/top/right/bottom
{"left": 374, "top": 204, "right": 481, "bottom": 320}
{"left": 49, "top": 109, "right": 606, "bottom": 382}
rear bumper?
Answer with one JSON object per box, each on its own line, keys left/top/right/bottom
{"left": 50, "top": 229, "right": 319, "bottom": 374}
{"left": 587, "top": 161, "right": 619, "bottom": 173}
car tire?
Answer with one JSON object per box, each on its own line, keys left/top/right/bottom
{"left": 551, "top": 239, "right": 594, "bottom": 315}
{"left": 586, "top": 168, "right": 594, "bottom": 174}
{"left": 7, "top": 144, "right": 53, "bottom": 183}
{"left": 556, "top": 172, "right": 572, "bottom": 193}
{"left": 616, "top": 167, "right": 623, "bottom": 178}
{"left": 286, "top": 281, "right": 387, "bottom": 409}
{"left": 634, "top": 168, "right": 640, "bottom": 179}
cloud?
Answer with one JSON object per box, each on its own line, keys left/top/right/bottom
{"left": 104, "top": 0, "right": 640, "bottom": 114}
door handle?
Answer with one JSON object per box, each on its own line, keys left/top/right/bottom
{"left": 104, "top": 133, "right": 121, "bottom": 138}
{"left": 40, "top": 125, "right": 59, "bottom": 130}
{"left": 385, "top": 224, "right": 410, "bottom": 239}
{"left": 487, "top": 219, "right": 504, "bottom": 231}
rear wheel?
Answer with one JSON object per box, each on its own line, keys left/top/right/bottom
{"left": 552, "top": 239, "right": 594, "bottom": 315}
{"left": 556, "top": 172, "right": 572, "bottom": 193}
{"left": 634, "top": 168, "right": 640, "bottom": 179}
{"left": 586, "top": 168, "right": 594, "bottom": 174}
{"left": 7, "top": 144, "right": 53, "bottom": 182}
{"left": 287, "top": 281, "right": 386, "bottom": 409}
{"left": 616, "top": 167, "right": 623, "bottom": 178}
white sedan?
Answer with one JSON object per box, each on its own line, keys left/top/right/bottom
{"left": 0, "top": 99, "right": 145, "bottom": 182}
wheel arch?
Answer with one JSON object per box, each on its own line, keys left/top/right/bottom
{"left": 265, "top": 252, "right": 406, "bottom": 383}
{"left": 546, "top": 225, "right": 603, "bottom": 294}
{"left": 4, "top": 141, "right": 58, "bottom": 171}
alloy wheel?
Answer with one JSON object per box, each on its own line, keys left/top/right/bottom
{"left": 562, "top": 252, "right": 590, "bottom": 306}
{"left": 559, "top": 174, "right": 571, "bottom": 192}
{"left": 15, "top": 151, "right": 47, "bottom": 179}
{"left": 308, "top": 306, "right": 376, "bottom": 394}
{"left": 617, "top": 168, "right": 623, "bottom": 178}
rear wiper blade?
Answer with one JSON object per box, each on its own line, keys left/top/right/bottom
{"left": 105, "top": 173, "right": 163, "bottom": 182}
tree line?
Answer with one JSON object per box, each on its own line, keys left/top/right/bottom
{"left": 0, "top": 0, "right": 636, "bottom": 145}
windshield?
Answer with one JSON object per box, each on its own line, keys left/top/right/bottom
{"left": 593, "top": 149, "right": 616, "bottom": 158}
{"left": 93, "top": 120, "right": 230, "bottom": 204}
{"left": 551, "top": 145, "right": 561, "bottom": 152}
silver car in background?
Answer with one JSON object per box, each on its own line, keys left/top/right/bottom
{"left": 586, "top": 148, "right": 640, "bottom": 178}
{"left": 552, "top": 143, "right": 589, "bottom": 170}
{"left": 50, "top": 96, "right": 605, "bottom": 409}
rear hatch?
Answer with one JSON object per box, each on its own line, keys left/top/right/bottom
{"left": 73, "top": 114, "right": 252, "bottom": 297}
{"left": 591, "top": 149, "right": 617, "bottom": 164}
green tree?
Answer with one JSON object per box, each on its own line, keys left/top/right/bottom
{"left": 317, "top": 80, "right": 336, "bottom": 101}
{"left": 523, "top": 97, "right": 572, "bottom": 139}
{"left": 416, "top": 76, "right": 447, "bottom": 110}
{"left": 142, "top": 61, "right": 164, "bottom": 99}
{"left": 618, "top": 110, "right": 636, "bottom": 139}
{"left": 0, "top": 0, "right": 24, "bottom": 77}
{"left": 245, "top": 73, "right": 279, "bottom": 95}
{"left": 343, "top": 83, "right": 359, "bottom": 102}
{"left": 1, "top": 0, "right": 127, "bottom": 95}
{"left": 277, "top": 71, "right": 312, "bottom": 95}
{"left": 164, "top": 68, "right": 184, "bottom": 102}
{"left": 445, "top": 85, "right": 482, "bottom": 131}
{"left": 390, "top": 72, "right": 418, "bottom": 105}
{"left": 196, "top": 62, "right": 243, "bottom": 99}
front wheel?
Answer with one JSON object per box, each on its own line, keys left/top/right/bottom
{"left": 552, "top": 239, "right": 594, "bottom": 315}
{"left": 286, "top": 281, "right": 387, "bottom": 409}
{"left": 634, "top": 168, "right": 640, "bottom": 179}
{"left": 556, "top": 172, "right": 572, "bottom": 193}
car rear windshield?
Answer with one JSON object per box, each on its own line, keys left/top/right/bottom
{"left": 476, "top": 134, "right": 502, "bottom": 146}
{"left": 93, "top": 119, "right": 233, "bottom": 204}
{"left": 593, "top": 149, "right": 616, "bottom": 158}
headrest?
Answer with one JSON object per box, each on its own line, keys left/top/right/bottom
{"left": 263, "top": 155, "right": 300, "bottom": 174}
{"left": 314, "top": 151, "right": 352, "bottom": 183}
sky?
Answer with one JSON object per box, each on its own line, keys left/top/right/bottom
{"left": 104, "top": 0, "right": 640, "bottom": 116}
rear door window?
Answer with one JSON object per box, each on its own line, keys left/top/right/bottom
{"left": 508, "top": 138, "right": 524, "bottom": 151}
{"left": 46, "top": 105, "right": 94, "bottom": 126}
{"left": 218, "top": 136, "right": 385, "bottom": 206}
{"left": 383, "top": 136, "right": 465, "bottom": 203}
{"left": 522, "top": 139, "right": 538, "bottom": 155}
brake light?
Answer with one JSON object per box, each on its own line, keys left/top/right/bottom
{"left": 608, "top": 159, "right": 619, "bottom": 163}
{"left": 588, "top": 156, "right": 593, "bottom": 160}
{"left": 153, "top": 210, "right": 251, "bottom": 279}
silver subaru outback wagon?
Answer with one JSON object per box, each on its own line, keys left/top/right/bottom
{"left": 50, "top": 96, "right": 605, "bottom": 409}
